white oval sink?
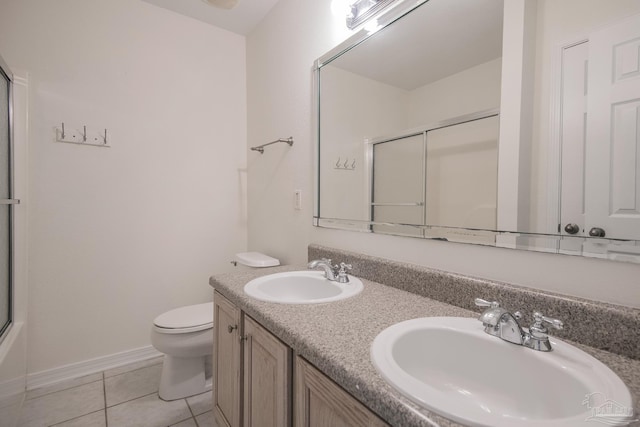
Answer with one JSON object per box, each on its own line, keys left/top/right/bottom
{"left": 371, "top": 317, "right": 634, "bottom": 427}
{"left": 244, "top": 271, "right": 363, "bottom": 304}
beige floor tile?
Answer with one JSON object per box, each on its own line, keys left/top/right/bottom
{"left": 186, "top": 391, "right": 212, "bottom": 416}
{"left": 105, "top": 364, "right": 162, "bottom": 407}
{"left": 0, "top": 397, "right": 22, "bottom": 427}
{"left": 106, "top": 393, "right": 191, "bottom": 427}
{"left": 18, "top": 381, "right": 104, "bottom": 427}
{"left": 195, "top": 411, "right": 217, "bottom": 427}
{"left": 103, "top": 356, "right": 163, "bottom": 378}
{"left": 170, "top": 418, "right": 197, "bottom": 427}
{"left": 26, "top": 373, "right": 103, "bottom": 400}
{"left": 50, "top": 410, "right": 106, "bottom": 427}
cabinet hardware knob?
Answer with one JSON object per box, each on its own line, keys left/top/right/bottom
{"left": 588, "top": 227, "right": 606, "bottom": 237}
{"left": 227, "top": 325, "right": 237, "bottom": 333}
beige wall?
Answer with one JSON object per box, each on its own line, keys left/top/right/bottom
{"left": 319, "top": 66, "right": 406, "bottom": 221}
{"left": 0, "top": 0, "right": 248, "bottom": 374}
{"left": 407, "top": 58, "right": 502, "bottom": 127}
{"left": 247, "top": 0, "right": 640, "bottom": 308}
{"left": 246, "top": 0, "right": 349, "bottom": 263}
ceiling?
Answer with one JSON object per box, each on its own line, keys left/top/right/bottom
{"left": 140, "top": 0, "right": 281, "bottom": 35}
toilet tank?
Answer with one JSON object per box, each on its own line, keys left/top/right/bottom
{"left": 233, "top": 252, "right": 280, "bottom": 270}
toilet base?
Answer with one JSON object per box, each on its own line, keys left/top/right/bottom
{"left": 158, "top": 354, "right": 212, "bottom": 401}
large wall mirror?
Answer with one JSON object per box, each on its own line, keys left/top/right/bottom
{"left": 314, "top": 0, "right": 640, "bottom": 263}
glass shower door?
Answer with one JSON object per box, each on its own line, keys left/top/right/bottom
{"left": 0, "top": 59, "right": 15, "bottom": 340}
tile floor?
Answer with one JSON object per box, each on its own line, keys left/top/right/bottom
{"left": 18, "top": 357, "right": 218, "bottom": 427}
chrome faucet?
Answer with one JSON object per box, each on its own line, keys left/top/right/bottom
{"left": 308, "top": 258, "right": 337, "bottom": 280}
{"left": 308, "top": 259, "right": 353, "bottom": 283}
{"left": 474, "top": 298, "right": 564, "bottom": 352}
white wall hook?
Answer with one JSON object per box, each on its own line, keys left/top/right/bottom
{"left": 334, "top": 156, "right": 356, "bottom": 170}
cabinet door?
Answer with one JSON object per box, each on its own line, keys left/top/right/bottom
{"left": 213, "top": 291, "right": 242, "bottom": 427}
{"left": 295, "top": 357, "right": 388, "bottom": 427}
{"left": 243, "top": 315, "right": 292, "bottom": 427}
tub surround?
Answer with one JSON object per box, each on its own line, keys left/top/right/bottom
{"left": 210, "top": 246, "right": 639, "bottom": 426}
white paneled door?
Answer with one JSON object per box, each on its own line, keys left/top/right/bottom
{"left": 585, "top": 13, "right": 640, "bottom": 240}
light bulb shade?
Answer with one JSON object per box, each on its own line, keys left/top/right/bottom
{"left": 346, "top": 0, "right": 397, "bottom": 29}
{"left": 201, "top": 0, "right": 239, "bottom": 10}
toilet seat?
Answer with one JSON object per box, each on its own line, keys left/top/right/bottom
{"left": 153, "top": 302, "right": 213, "bottom": 335}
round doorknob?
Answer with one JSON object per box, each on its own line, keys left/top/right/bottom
{"left": 588, "top": 227, "right": 606, "bottom": 237}
{"left": 564, "top": 223, "right": 580, "bottom": 235}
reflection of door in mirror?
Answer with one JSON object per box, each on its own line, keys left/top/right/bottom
{"left": 559, "top": 13, "right": 640, "bottom": 243}
{"left": 585, "top": 13, "right": 640, "bottom": 241}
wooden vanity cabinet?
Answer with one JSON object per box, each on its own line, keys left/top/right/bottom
{"left": 213, "top": 290, "right": 386, "bottom": 427}
{"left": 295, "top": 357, "right": 389, "bottom": 427}
{"left": 243, "top": 315, "right": 292, "bottom": 426}
{"left": 213, "top": 291, "right": 292, "bottom": 427}
{"left": 213, "top": 291, "right": 243, "bottom": 427}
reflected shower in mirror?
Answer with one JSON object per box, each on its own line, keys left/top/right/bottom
{"left": 370, "top": 112, "right": 499, "bottom": 244}
{"left": 314, "top": 0, "right": 640, "bottom": 263}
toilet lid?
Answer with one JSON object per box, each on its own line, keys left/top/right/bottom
{"left": 153, "top": 302, "right": 213, "bottom": 331}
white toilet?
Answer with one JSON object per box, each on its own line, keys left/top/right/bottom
{"left": 151, "top": 252, "right": 279, "bottom": 400}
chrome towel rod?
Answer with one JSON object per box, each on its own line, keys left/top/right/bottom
{"left": 250, "top": 137, "right": 294, "bottom": 154}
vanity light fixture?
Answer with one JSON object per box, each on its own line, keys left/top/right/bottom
{"left": 346, "top": 0, "right": 398, "bottom": 30}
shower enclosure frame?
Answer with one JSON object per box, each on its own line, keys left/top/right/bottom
{"left": 0, "top": 53, "right": 17, "bottom": 345}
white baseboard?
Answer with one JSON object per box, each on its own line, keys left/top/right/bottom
{"left": 26, "top": 346, "right": 163, "bottom": 391}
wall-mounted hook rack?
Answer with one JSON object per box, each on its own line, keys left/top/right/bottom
{"left": 334, "top": 157, "right": 356, "bottom": 170}
{"left": 55, "top": 122, "right": 110, "bottom": 148}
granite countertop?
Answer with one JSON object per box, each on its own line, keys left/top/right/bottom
{"left": 209, "top": 265, "right": 640, "bottom": 427}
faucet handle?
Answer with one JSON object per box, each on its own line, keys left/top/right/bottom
{"left": 335, "top": 262, "right": 352, "bottom": 283}
{"left": 474, "top": 298, "right": 500, "bottom": 308}
{"left": 338, "top": 262, "right": 352, "bottom": 273}
{"left": 532, "top": 312, "right": 564, "bottom": 330}
{"left": 526, "top": 312, "right": 563, "bottom": 351}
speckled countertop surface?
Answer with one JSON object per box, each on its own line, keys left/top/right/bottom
{"left": 209, "top": 265, "right": 640, "bottom": 427}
